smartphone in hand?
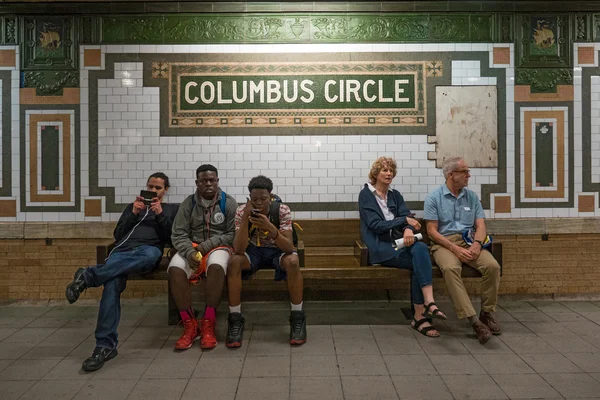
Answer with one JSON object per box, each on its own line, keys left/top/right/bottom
{"left": 140, "top": 190, "right": 157, "bottom": 206}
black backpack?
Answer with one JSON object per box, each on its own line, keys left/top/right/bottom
{"left": 249, "top": 194, "right": 299, "bottom": 247}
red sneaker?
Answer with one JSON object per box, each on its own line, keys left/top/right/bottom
{"left": 175, "top": 319, "right": 199, "bottom": 350}
{"left": 200, "top": 318, "right": 217, "bottom": 349}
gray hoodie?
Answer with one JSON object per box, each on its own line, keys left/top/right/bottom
{"left": 171, "top": 188, "right": 238, "bottom": 260}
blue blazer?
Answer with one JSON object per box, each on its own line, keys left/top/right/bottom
{"left": 358, "top": 184, "right": 414, "bottom": 264}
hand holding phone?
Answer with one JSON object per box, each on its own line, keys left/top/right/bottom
{"left": 140, "top": 190, "right": 157, "bottom": 206}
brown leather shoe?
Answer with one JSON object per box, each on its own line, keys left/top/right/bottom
{"left": 472, "top": 320, "right": 492, "bottom": 344}
{"left": 479, "top": 311, "right": 502, "bottom": 335}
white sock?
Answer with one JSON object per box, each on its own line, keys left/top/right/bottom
{"left": 229, "top": 304, "right": 241, "bottom": 314}
{"left": 291, "top": 302, "right": 303, "bottom": 311}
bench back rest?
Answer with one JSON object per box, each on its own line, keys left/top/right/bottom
{"left": 295, "top": 218, "right": 431, "bottom": 247}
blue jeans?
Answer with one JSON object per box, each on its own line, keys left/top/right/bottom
{"left": 82, "top": 245, "right": 161, "bottom": 349}
{"left": 380, "top": 241, "right": 433, "bottom": 305}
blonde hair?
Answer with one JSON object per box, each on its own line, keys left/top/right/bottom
{"left": 368, "top": 157, "right": 397, "bottom": 185}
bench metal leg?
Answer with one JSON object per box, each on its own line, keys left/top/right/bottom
{"left": 167, "top": 280, "right": 179, "bottom": 326}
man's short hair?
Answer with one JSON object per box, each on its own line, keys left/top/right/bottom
{"left": 248, "top": 175, "right": 273, "bottom": 193}
{"left": 368, "top": 157, "right": 397, "bottom": 185}
{"left": 196, "top": 164, "right": 218, "bottom": 178}
{"left": 442, "top": 157, "right": 464, "bottom": 179}
{"left": 148, "top": 172, "right": 170, "bottom": 188}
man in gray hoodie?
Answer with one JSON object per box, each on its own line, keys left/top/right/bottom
{"left": 169, "top": 164, "right": 238, "bottom": 350}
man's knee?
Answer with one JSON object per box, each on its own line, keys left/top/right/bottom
{"left": 228, "top": 255, "right": 247, "bottom": 274}
{"left": 103, "top": 276, "right": 126, "bottom": 294}
{"left": 438, "top": 261, "right": 463, "bottom": 276}
{"left": 207, "top": 263, "right": 226, "bottom": 276}
{"left": 281, "top": 254, "right": 300, "bottom": 272}
{"left": 482, "top": 258, "right": 501, "bottom": 278}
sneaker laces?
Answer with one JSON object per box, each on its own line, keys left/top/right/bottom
{"left": 229, "top": 318, "right": 243, "bottom": 336}
{"left": 291, "top": 316, "right": 304, "bottom": 334}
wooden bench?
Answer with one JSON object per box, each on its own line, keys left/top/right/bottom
{"left": 96, "top": 218, "right": 502, "bottom": 325}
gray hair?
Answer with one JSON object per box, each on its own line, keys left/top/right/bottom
{"left": 442, "top": 157, "right": 463, "bottom": 179}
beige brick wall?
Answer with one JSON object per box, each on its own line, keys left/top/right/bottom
{"left": 1, "top": 234, "right": 599, "bottom": 300}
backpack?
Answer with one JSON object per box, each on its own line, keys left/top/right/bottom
{"left": 249, "top": 193, "right": 300, "bottom": 247}
{"left": 190, "top": 191, "right": 227, "bottom": 220}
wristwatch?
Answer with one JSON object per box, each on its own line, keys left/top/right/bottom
{"left": 475, "top": 239, "right": 484, "bottom": 246}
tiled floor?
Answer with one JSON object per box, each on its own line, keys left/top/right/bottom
{"left": 1, "top": 299, "right": 600, "bottom": 399}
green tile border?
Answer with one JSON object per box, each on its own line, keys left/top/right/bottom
{"left": 581, "top": 63, "right": 600, "bottom": 206}
{"left": 19, "top": 104, "right": 81, "bottom": 212}
{"left": 0, "top": 70, "right": 11, "bottom": 196}
{"left": 513, "top": 101, "right": 574, "bottom": 208}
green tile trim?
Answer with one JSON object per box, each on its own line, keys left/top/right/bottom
{"left": 514, "top": 101, "right": 574, "bottom": 209}
{"left": 1, "top": 15, "right": 17, "bottom": 44}
{"left": 19, "top": 104, "right": 81, "bottom": 212}
{"left": 22, "top": 71, "right": 79, "bottom": 96}
{"left": 535, "top": 122, "right": 554, "bottom": 187}
{"left": 101, "top": 13, "right": 500, "bottom": 44}
{"left": 0, "top": 70, "right": 11, "bottom": 196}
{"left": 581, "top": 64, "right": 600, "bottom": 207}
{"left": 515, "top": 68, "right": 573, "bottom": 93}
{"left": 21, "top": 16, "right": 78, "bottom": 71}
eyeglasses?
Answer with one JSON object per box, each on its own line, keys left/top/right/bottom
{"left": 452, "top": 169, "right": 470, "bottom": 175}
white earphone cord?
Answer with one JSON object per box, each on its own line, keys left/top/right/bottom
{"left": 105, "top": 207, "right": 150, "bottom": 261}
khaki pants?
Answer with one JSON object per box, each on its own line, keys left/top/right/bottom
{"left": 430, "top": 233, "right": 501, "bottom": 319}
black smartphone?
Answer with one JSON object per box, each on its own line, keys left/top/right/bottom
{"left": 140, "top": 190, "right": 157, "bottom": 206}
{"left": 251, "top": 209, "right": 261, "bottom": 217}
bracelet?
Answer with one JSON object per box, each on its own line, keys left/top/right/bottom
{"left": 474, "top": 240, "right": 484, "bottom": 246}
{"left": 271, "top": 230, "right": 280, "bottom": 240}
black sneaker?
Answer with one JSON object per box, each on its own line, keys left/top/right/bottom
{"left": 66, "top": 268, "right": 87, "bottom": 304}
{"left": 225, "top": 312, "right": 245, "bottom": 348}
{"left": 82, "top": 346, "right": 118, "bottom": 372}
{"left": 289, "top": 310, "right": 307, "bottom": 345}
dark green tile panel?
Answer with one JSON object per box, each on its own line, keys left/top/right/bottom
{"left": 515, "top": 68, "right": 573, "bottom": 93}
{"left": 0, "top": 70, "right": 11, "bottom": 197}
{"left": 40, "top": 125, "right": 60, "bottom": 191}
{"left": 535, "top": 122, "right": 553, "bottom": 187}
{"left": 101, "top": 13, "right": 499, "bottom": 44}
{"left": 581, "top": 62, "right": 600, "bottom": 207}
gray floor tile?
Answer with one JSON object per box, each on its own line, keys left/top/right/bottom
{"left": 492, "top": 373, "right": 562, "bottom": 399}
{"left": 182, "top": 377, "right": 238, "bottom": 400}
{"left": 116, "top": 340, "right": 164, "bottom": 359}
{"left": 249, "top": 325, "right": 290, "bottom": 341}
{"left": 200, "top": 342, "right": 249, "bottom": 358}
{"left": 499, "top": 301, "right": 539, "bottom": 313}
{"left": 522, "top": 322, "right": 574, "bottom": 335}
{"left": 127, "top": 326, "right": 174, "bottom": 341}
{"left": 0, "top": 342, "right": 35, "bottom": 359}
{"left": 529, "top": 301, "right": 572, "bottom": 312}
{"left": 0, "top": 358, "right": 61, "bottom": 380}
{"left": 2, "top": 328, "right": 58, "bottom": 344}
{"left": 541, "top": 372, "right": 600, "bottom": 398}
{"left": 0, "top": 359, "right": 13, "bottom": 373}
{"left": 474, "top": 353, "right": 536, "bottom": 374}
{"left": 65, "top": 341, "right": 97, "bottom": 360}
{"left": 337, "top": 354, "right": 388, "bottom": 376}
{"left": 429, "top": 354, "right": 487, "bottom": 375}
{"left": 63, "top": 317, "right": 98, "bottom": 328}
{"left": 442, "top": 374, "right": 508, "bottom": 399}
{"left": 510, "top": 312, "right": 555, "bottom": 322}
{"left": 341, "top": 375, "right": 398, "bottom": 400}
{"left": 0, "top": 317, "right": 37, "bottom": 328}
{"left": 19, "top": 379, "right": 86, "bottom": 400}
{"left": 564, "top": 353, "right": 600, "bottom": 373}
{"left": 392, "top": 374, "right": 453, "bottom": 400}
{"left": 458, "top": 336, "right": 514, "bottom": 354}
{"left": 539, "top": 333, "right": 600, "bottom": 353}
{"left": 236, "top": 377, "right": 289, "bottom": 400}
{"left": 334, "top": 337, "right": 380, "bottom": 355}
{"left": 290, "top": 377, "right": 343, "bottom": 400}
{"left": 0, "top": 307, "right": 53, "bottom": 319}
{"left": 331, "top": 325, "right": 374, "bottom": 339}
{"left": 299, "top": 325, "right": 332, "bottom": 340}
{"left": 142, "top": 356, "right": 198, "bottom": 379}
{"left": 44, "top": 327, "right": 92, "bottom": 342}
{"left": 521, "top": 353, "right": 583, "bottom": 373}
{"left": 0, "top": 380, "right": 36, "bottom": 400}
{"left": 72, "top": 379, "right": 137, "bottom": 400}
{"left": 544, "top": 312, "right": 589, "bottom": 322}
{"left": 127, "top": 378, "right": 188, "bottom": 400}
{"left": 246, "top": 339, "right": 291, "bottom": 356}
{"left": 383, "top": 354, "right": 437, "bottom": 375}
{"left": 155, "top": 339, "right": 203, "bottom": 359}
{"left": 562, "top": 320, "right": 600, "bottom": 336}
{"left": 0, "top": 328, "right": 18, "bottom": 341}
{"left": 89, "top": 357, "right": 152, "bottom": 380}
{"left": 290, "top": 338, "right": 335, "bottom": 356}
{"left": 561, "top": 302, "right": 600, "bottom": 312}
{"left": 415, "top": 335, "right": 469, "bottom": 355}
{"left": 375, "top": 336, "right": 424, "bottom": 355}
{"left": 494, "top": 322, "right": 535, "bottom": 336}
{"left": 25, "top": 317, "right": 70, "bottom": 329}
{"left": 580, "top": 312, "right": 600, "bottom": 324}
{"left": 242, "top": 356, "right": 290, "bottom": 377}
{"left": 42, "top": 358, "right": 94, "bottom": 380}
{"left": 193, "top": 356, "right": 245, "bottom": 378}
{"left": 291, "top": 355, "right": 339, "bottom": 377}
{"left": 500, "top": 335, "right": 558, "bottom": 354}
{"left": 370, "top": 324, "right": 416, "bottom": 339}
{"left": 21, "top": 341, "right": 79, "bottom": 359}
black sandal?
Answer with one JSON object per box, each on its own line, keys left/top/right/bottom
{"left": 424, "top": 302, "right": 447, "bottom": 321}
{"left": 411, "top": 317, "right": 440, "bottom": 338}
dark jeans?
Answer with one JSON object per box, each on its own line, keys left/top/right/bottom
{"left": 82, "top": 245, "right": 161, "bottom": 349}
{"left": 380, "top": 241, "right": 433, "bottom": 305}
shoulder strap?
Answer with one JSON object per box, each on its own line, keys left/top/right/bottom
{"left": 269, "top": 202, "right": 281, "bottom": 229}
{"left": 189, "top": 195, "right": 196, "bottom": 218}
{"left": 219, "top": 191, "right": 227, "bottom": 218}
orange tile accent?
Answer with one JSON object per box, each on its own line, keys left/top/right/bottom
{"left": 514, "top": 85, "right": 574, "bottom": 102}
{"left": 83, "top": 49, "right": 102, "bottom": 68}
{"left": 578, "top": 46, "right": 595, "bottom": 65}
{"left": 0, "top": 49, "right": 16, "bottom": 67}
{"left": 493, "top": 47, "right": 510, "bottom": 65}
{"left": 578, "top": 195, "right": 596, "bottom": 213}
{"left": 523, "top": 111, "right": 565, "bottom": 199}
{"left": 20, "top": 88, "right": 80, "bottom": 105}
{"left": 0, "top": 200, "right": 17, "bottom": 217}
{"left": 494, "top": 196, "right": 511, "bottom": 214}
{"left": 84, "top": 199, "right": 102, "bottom": 217}
{"left": 29, "top": 114, "right": 71, "bottom": 203}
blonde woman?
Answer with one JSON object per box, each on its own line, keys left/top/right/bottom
{"left": 358, "top": 157, "right": 446, "bottom": 337}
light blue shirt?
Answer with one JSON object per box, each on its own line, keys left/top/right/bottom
{"left": 424, "top": 184, "right": 485, "bottom": 236}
